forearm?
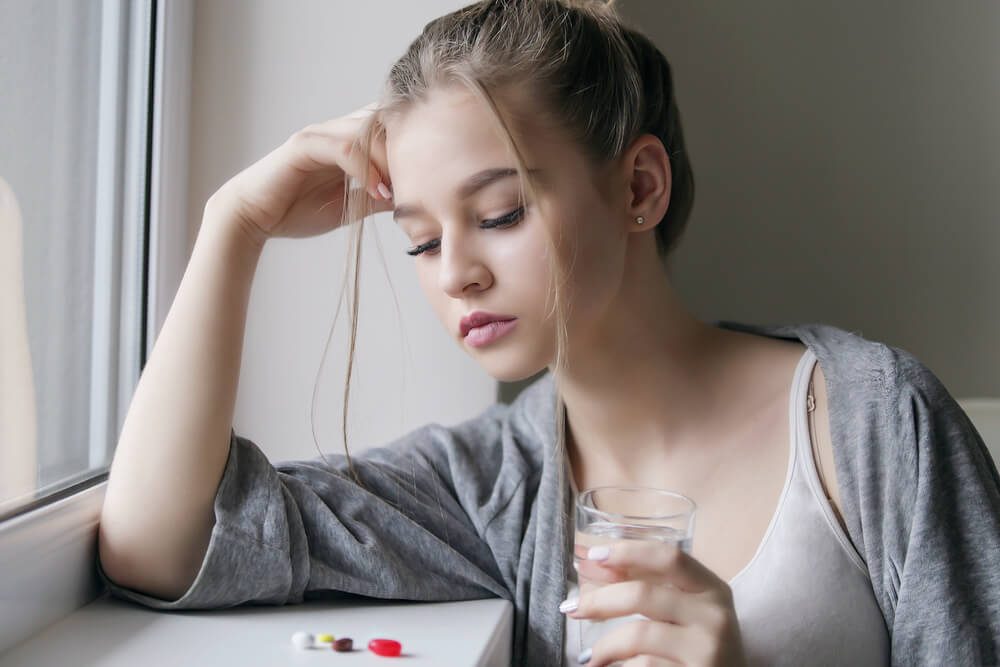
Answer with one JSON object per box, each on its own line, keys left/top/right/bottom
{"left": 98, "top": 198, "right": 265, "bottom": 599}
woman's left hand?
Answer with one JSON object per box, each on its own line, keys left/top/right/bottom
{"left": 562, "top": 541, "right": 746, "bottom": 667}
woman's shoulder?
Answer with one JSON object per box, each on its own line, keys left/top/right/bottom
{"left": 748, "top": 321, "right": 993, "bottom": 493}
{"left": 717, "top": 320, "right": 947, "bottom": 405}
{"left": 795, "top": 322, "right": 960, "bottom": 427}
{"left": 718, "top": 319, "right": 983, "bottom": 480}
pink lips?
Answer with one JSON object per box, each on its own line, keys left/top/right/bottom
{"left": 460, "top": 311, "right": 518, "bottom": 348}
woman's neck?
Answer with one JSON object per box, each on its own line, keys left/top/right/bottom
{"left": 552, "top": 245, "right": 740, "bottom": 491}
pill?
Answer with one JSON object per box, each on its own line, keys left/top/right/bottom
{"left": 291, "top": 631, "right": 314, "bottom": 649}
{"left": 368, "top": 638, "right": 402, "bottom": 657}
{"left": 333, "top": 637, "right": 354, "bottom": 652}
{"left": 316, "top": 633, "right": 335, "bottom": 644}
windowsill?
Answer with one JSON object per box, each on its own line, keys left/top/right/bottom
{"left": 0, "top": 478, "right": 513, "bottom": 666}
{"left": 0, "top": 592, "right": 512, "bottom": 666}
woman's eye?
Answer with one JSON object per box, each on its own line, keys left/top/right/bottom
{"left": 405, "top": 206, "right": 525, "bottom": 257}
{"left": 405, "top": 239, "right": 440, "bottom": 256}
{"left": 480, "top": 205, "right": 525, "bottom": 229}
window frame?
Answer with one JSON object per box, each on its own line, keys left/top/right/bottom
{"left": 0, "top": 0, "right": 194, "bottom": 653}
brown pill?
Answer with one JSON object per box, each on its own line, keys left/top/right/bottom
{"left": 333, "top": 637, "right": 353, "bottom": 652}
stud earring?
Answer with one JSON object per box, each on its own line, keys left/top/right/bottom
{"left": 636, "top": 216, "right": 645, "bottom": 225}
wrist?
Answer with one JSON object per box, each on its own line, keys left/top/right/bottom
{"left": 202, "top": 193, "right": 268, "bottom": 254}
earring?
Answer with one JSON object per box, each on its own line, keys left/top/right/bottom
{"left": 636, "top": 216, "right": 645, "bottom": 225}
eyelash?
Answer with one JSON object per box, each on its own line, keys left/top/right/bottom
{"left": 405, "top": 206, "right": 525, "bottom": 257}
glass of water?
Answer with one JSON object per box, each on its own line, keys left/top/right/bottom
{"left": 573, "top": 486, "right": 696, "bottom": 660}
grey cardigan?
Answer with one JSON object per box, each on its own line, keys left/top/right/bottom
{"left": 98, "top": 321, "right": 1000, "bottom": 665}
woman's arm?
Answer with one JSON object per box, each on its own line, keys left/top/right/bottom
{"left": 97, "top": 105, "right": 396, "bottom": 602}
{"left": 98, "top": 202, "right": 264, "bottom": 601}
{"left": 867, "top": 348, "right": 1000, "bottom": 663}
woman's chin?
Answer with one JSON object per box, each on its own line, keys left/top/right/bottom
{"left": 476, "top": 355, "right": 550, "bottom": 384}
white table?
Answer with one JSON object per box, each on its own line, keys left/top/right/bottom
{"left": 0, "top": 593, "right": 513, "bottom": 666}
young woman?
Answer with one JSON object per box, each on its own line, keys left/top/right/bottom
{"left": 97, "top": 1, "right": 1000, "bottom": 665}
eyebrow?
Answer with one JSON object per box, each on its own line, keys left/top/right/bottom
{"left": 392, "top": 167, "right": 540, "bottom": 223}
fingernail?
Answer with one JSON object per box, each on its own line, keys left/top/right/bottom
{"left": 559, "top": 597, "right": 579, "bottom": 613}
{"left": 572, "top": 561, "right": 580, "bottom": 571}
{"left": 577, "top": 647, "right": 592, "bottom": 664}
{"left": 377, "top": 182, "right": 392, "bottom": 199}
{"left": 587, "top": 546, "right": 610, "bottom": 561}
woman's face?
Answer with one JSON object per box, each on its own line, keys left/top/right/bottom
{"left": 384, "top": 86, "right": 631, "bottom": 382}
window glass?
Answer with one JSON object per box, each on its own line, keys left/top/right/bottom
{"left": 0, "top": 0, "right": 150, "bottom": 520}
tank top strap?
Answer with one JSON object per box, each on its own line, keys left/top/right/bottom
{"left": 791, "top": 347, "right": 868, "bottom": 573}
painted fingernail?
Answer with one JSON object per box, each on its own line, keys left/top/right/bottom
{"left": 559, "top": 597, "right": 579, "bottom": 613}
{"left": 587, "top": 546, "right": 610, "bottom": 561}
{"left": 377, "top": 182, "right": 392, "bottom": 199}
{"left": 577, "top": 647, "right": 592, "bottom": 664}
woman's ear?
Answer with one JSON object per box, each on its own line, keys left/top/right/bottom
{"left": 621, "top": 134, "right": 671, "bottom": 233}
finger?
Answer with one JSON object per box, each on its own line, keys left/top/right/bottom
{"left": 575, "top": 558, "right": 627, "bottom": 586}
{"left": 298, "top": 115, "right": 391, "bottom": 201}
{"left": 341, "top": 113, "right": 391, "bottom": 196}
{"left": 565, "top": 579, "right": 706, "bottom": 626}
{"left": 334, "top": 106, "right": 392, "bottom": 195}
{"left": 584, "top": 540, "right": 723, "bottom": 595}
{"left": 581, "top": 619, "right": 686, "bottom": 667}
{"left": 280, "top": 126, "right": 364, "bottom": 189}
{"left": 367, "top": 188, "right": 396, "bottom": 215}
{"left": 364, "top": 160, "right": 391, "bottom": 201}
{"left": 367, "top": 120, "right": 391, "bottom": 191}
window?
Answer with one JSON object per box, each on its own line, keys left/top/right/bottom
{"left": 0, "top": 0, "right": 156, "bottom": 521}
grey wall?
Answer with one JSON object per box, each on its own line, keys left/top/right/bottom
{"left": 186, "top": 1, "right": 497, "bottom": 462}
{"left": 620, "top": 2, "right": 1000, "bottom": 398}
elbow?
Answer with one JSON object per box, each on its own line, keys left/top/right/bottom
{"left": 97, "top": 515, "right": 193, "bottom": 602}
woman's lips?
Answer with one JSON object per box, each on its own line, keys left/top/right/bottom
{"left": 464, "top": 318, "right": 518, "bottom": 348}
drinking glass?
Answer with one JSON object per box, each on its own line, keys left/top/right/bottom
{"left": 573, "top": 486, "right": 697, "bottom": 661}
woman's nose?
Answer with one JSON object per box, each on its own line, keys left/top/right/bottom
{"left": 437, "top": 238, "right": 492, "bottom": 298}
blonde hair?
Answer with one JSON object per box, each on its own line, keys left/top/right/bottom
{"left": 315, "top": 0, "right": 695, "bottom": 485}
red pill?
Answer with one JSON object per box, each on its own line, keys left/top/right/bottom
{"left": 368, "top": 638, "right": 402, "bottom": 657}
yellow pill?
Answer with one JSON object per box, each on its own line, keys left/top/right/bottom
{"left": 316, "top": 634, "right": 335, "bottom": 643}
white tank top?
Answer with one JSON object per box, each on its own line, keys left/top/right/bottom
{"left": 565, "top": 348, "right": 890, "bottom": 666}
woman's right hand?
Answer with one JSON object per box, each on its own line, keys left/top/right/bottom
{"left": 208, "top": 102, "right": 394, "bottom": 246}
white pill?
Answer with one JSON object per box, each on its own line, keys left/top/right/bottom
{"left": 291, "top": 631, "right": 314, "bottom": 649}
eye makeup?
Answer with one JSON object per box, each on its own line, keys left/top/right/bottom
{"left": 405, "top": 205, "right": 525, "bottom": 256}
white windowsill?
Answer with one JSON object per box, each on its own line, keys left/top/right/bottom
{"left": 0, "top": 477, "right": 513, "bottom": 665}
{"left": 0, "top": 590, "right": 513, "bottom": 666}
